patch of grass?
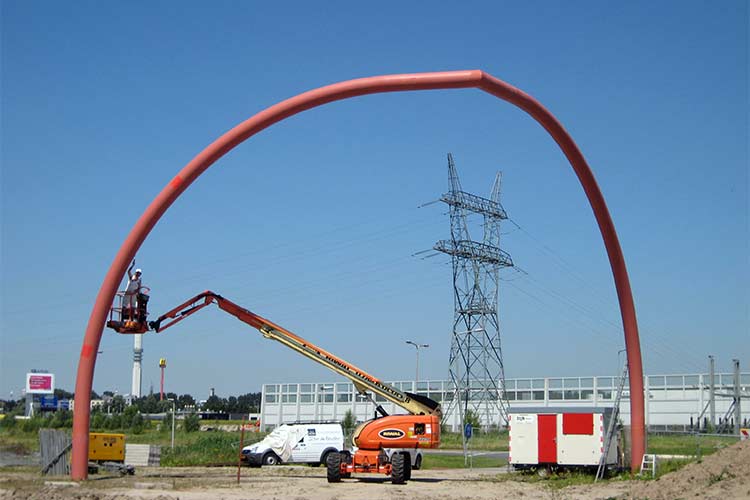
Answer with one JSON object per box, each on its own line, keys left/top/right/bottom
{"left": 0, "top": 429, "right": 39, "bottom": 453}
{"left": 161, "top": 433, "right": 237, "bottom": 466}
{"left": 486, "top": 468, "right": 599, "bottom": 489}
{"left": 647, "top": 434, "right": 737, "bottom": 456}
{"left": 653, "top": 458, "right": 693, "bottom": 478}
{"left": 0, "top": 423, "right": 268, "bottom": 467}
{"left": 422, "top": 454, "right": 507, "bottom": 469}
{"left": 439, "top": 431, "right": 508, "bottom": 451}
{"left": 161, "top": 432, "right": 266, "bottom": 466}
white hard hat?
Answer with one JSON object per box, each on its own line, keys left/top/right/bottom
{"left": 135, "top": 268, "right": 142, "bottom": 274}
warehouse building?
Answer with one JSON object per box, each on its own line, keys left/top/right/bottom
{"left": 260, "top": 371, "right": 749, "bottom": 432}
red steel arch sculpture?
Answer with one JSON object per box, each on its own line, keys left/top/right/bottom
{"left": 71, "top": 70, "right": 645, "bottom": 479}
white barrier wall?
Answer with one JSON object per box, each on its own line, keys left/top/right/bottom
{"left": 259, "top": 372, "right": 749, "bottom": 432}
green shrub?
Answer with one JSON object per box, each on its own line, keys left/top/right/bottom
{"left": 0, "top": 415, "right": 17, "bottom": 430}
{"left": 183, "top": 413, "right": 200, "bottom": 433}
{"left": 105, "top": 414, "right": 123, "bottom": 430}
{"left": 50, "top": 410, "right": 72, "bottom": 428}
{"left": 159, "top": 413, "right": 173, "bottom": 434}
{"left": 341, "top": 410, "right": 356, "bottom": 439}
{"left": 91, "top": 413, "right": 106, "bottom": 430}
{"left": 123, "top": 404, "right": 139, "bottom": 420}
{"left": 21, "top": 416, "right": 48, "bottom": 433}
{"left": 130, "top": 413, "right": 145, "bottom": 434}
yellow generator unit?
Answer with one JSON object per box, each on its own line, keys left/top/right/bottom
{"left": 88, "top": 432, "right": 125, "bottom": 462}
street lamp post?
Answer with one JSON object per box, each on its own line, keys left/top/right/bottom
{"left": 168, "top": 399, "right": 176, "bottom": 449}
{"left": 405, "top": 341, "right": 429, "bottom": 389}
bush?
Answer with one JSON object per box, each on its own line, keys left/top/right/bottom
{"left": 464, "top": 409, "right": 482, "bottom": 433}
{"left": 0, "top": 415, "right": 17, "bottom": 430}
{"left": 50, "top": 410, "right": 72, "bottom": 428}
{"left": 91, "top": 413, "right": 106, "bottom": 430}
{"left": 105, "top": 414, "right": 123, "bottom": 430}
{"left": 159, "top": 413, "right": 173, "bottom": 434}
{"left": 130, "top": 412, "right": 145, "bottom": 434}
{"left": 123, "top": 404, "right": 139, "bottom": 420}
{"left": 341, "top": 410, "right": 356, "bottom": 442}
{"left": 183, "top": 413, "right": 200, "bottom": 433}
{"left": 21, "top": 415, "right": 48, "bottom": 433}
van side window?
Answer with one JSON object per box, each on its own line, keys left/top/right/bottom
{"left": 414, "top": 423, "right": 426, "bottom": 435}
{"left": 307, "top": 428, "right": 316, "bottom": 436}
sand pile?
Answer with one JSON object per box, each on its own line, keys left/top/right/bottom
{"left": 623, "top": 440, "right": 750, "bottom": 500}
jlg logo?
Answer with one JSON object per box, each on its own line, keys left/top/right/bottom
{"left": 378, "top": 429, "right": 405, "bottom": 439}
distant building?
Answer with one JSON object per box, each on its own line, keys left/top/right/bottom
{"left": 260, "top": 371, "right": 749, "bottom": 432}
{"left": 67, "top": 399, "right": 105, "bottom": 412}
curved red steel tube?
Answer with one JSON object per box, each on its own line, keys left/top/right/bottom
{"left": 71, "top": 70, "right": 645, "bottom": 478}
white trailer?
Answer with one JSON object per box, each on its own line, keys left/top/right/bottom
{"left": 509, "top": 407, "right": 620, "bottom": 471}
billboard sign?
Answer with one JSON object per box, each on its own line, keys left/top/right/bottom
{"left": 26, "top": 373, "right": 54, "bottom": 394}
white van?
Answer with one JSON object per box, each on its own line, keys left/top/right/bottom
{"left": 241, "top": 423, "right": 344, "bottom": 466}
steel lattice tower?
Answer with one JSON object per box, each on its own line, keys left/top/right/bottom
{"left": 434, "top": 153, "right": 513, "bottom": 430}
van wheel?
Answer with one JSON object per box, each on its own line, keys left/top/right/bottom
{"left": 326, "top": 452, "right": 342, "bottom": 482}
{"left": 262, "top": 452, "right": 280, "bottom": 466}
{"left": 319, "top": 450, "right": 331, "bottom": 467}
{"left": 413, "top": 454, "right": 422, "bottom": 470}
{"left": 391, "top": 452, "right": 406, "bottom": 484}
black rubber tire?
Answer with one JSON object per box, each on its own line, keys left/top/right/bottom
{"left": 326, "top": 451, "right": 342, "bottom": 483}
{"left": 403, "top": 452, "right": 412, "bottom": 481}
{"left": 319, "top": 450, "right": 331, "bottom": 467}
{"left": 262, "top": 452, "right": 280, "bottom": 466}
{"left": 391, "top": 452, "right": 406, "bottom": 484}
{"left": 413, "top": 453, "right": 422, "bottom": 470}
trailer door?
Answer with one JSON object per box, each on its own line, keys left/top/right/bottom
{"left": 537, "top": 414, "right": 557, "bottom": 463}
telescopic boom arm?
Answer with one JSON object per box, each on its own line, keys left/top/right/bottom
{"left": 149, "top": 291, "right": 440, "bottom": 417}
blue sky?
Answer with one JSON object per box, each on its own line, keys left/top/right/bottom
{"left": 1, "top": 1, "right": 747, "bottom": 399}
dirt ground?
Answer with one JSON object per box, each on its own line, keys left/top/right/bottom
{"left": 2, "top": 441, "right": 748, "bottom": 500}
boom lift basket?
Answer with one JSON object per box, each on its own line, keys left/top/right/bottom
{"left": 106, "top": 287, "right": 150, "bottom": 334}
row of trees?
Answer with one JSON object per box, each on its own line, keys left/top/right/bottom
{"left": 0, "top": 390, "right": 262, "bottom": 416}
{"left": 0, "top": 406, "right": 202, "bottom": 435}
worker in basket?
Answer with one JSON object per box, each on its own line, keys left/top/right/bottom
{"left": 123, "top": 260, "right": 147, "bottom": 325}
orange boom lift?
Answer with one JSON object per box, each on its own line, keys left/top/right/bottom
{"left": 109, "top": 291, "right": 440, "bottom": 484}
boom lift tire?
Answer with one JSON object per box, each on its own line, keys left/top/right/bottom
{"left": 326, "top": 452, "right": 342, "bottom": 483}
{"left": 403, "top": 452, "right": 412, "bottom": 481}
{"left": 391, "top": 452, "right": 406, "bottom": 484}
